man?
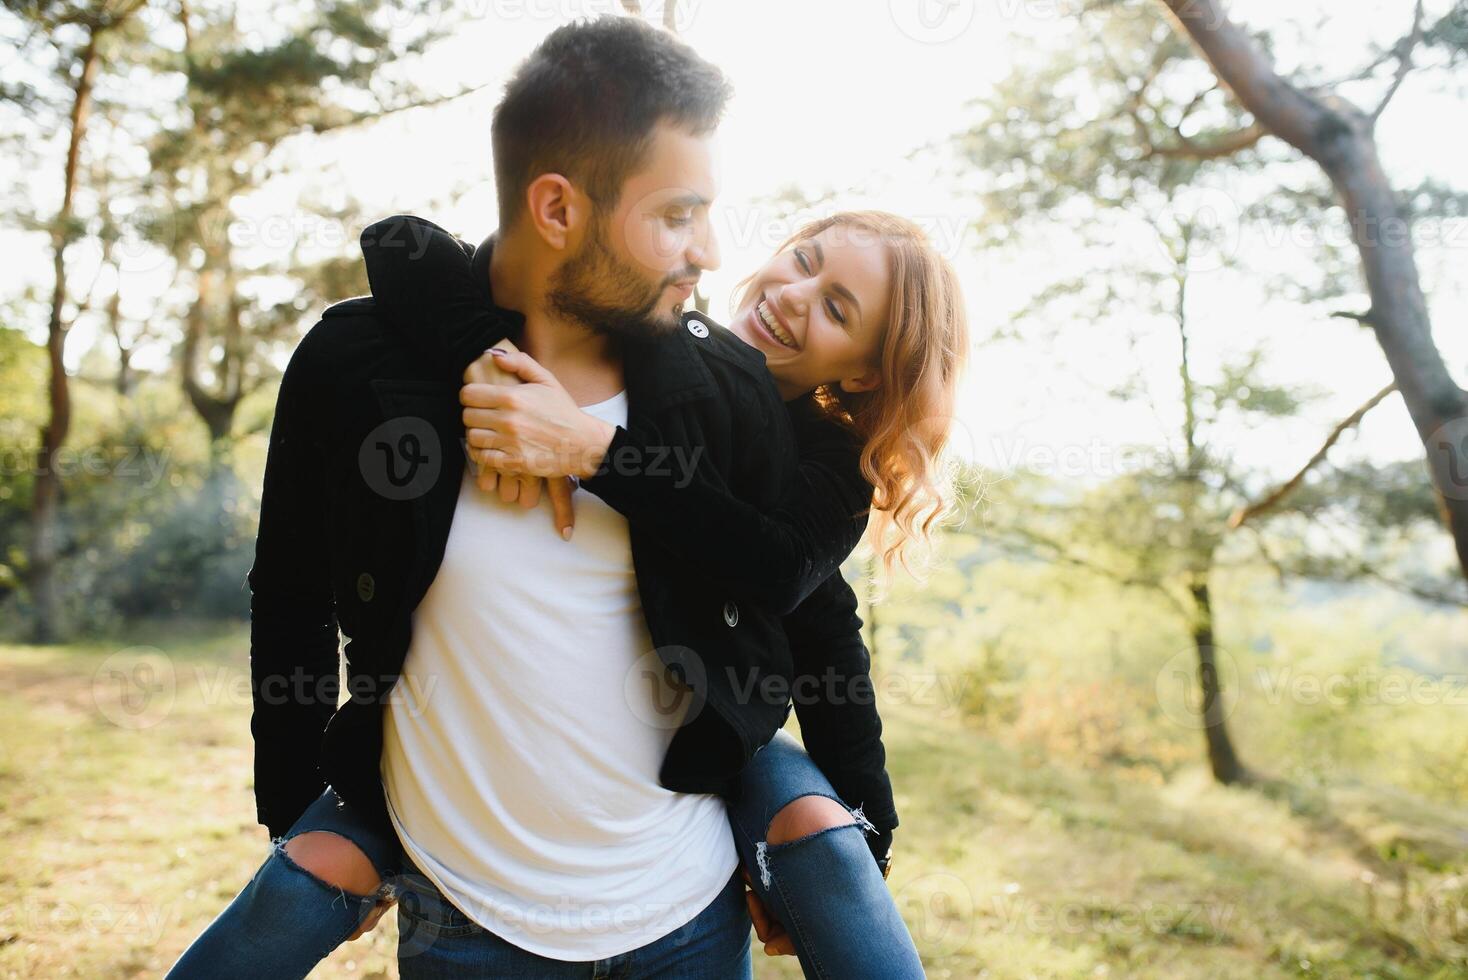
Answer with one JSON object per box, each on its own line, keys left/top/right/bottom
{"left": 239, "top": 17, "right": 841, "bottom": 977}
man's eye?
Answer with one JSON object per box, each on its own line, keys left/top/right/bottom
{"left": 825, "top": 299, "right": 847, "bottom": 325}
{"left": 794, "top": 248, "right": 812, "bottom": 273}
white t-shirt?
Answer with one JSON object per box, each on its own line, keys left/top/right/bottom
{"left": 380, "top": 390, "right": 738, "bottom": 961}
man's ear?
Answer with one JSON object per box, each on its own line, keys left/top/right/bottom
{"left": 838, "top": 370, "right": 882, "bottom": 394}
{"left": 524, "top": 173, "right": 583, "bottom": 251}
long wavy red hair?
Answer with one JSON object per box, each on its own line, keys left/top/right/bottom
{"left": 736, "top": 211, "right": 969, "bottom": 580}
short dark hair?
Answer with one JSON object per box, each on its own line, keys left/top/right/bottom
{"left": 491, "top": 17, "right": 731, "bottom": 225}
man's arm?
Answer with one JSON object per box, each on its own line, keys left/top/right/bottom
{"left": 783, "top": 571, "right": 898, "bottom": 872}
{"left": 464, "top": 355, "right": 873, "bottom": 616}
{"left": 248, "top": 330, "right": 340, "bottom": 839}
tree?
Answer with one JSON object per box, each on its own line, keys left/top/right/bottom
{"left": 2, "top": 0, "right": 148, "bottom": 641}
{"left": 948, "top": 4, "right": 1463, "bottom": 778}
{"left": 1157, "top": 0, "right": 1468, "bottom": 581}
{"left": 974, "top": 209, "right": 1274, "bottom": 783}
{"left": 155, "top": 0, "right": 464, "bottom": 459}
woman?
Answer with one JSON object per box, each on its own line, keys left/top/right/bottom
{"left": 168, "top": 210, "right": 967, "bottom": 978}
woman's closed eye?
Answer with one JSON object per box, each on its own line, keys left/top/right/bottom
{"left": 792, "top": 247, "right": 850, "bottom": 326}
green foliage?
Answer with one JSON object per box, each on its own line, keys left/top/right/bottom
{"left": 0, "top": 329, "right": 265, "bottom": 636}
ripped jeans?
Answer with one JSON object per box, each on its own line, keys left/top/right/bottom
{"left": 167, "top": 731, "right": 923, "bottom": 979}
{"left": 728, "top": 728, "right": 926, "bottom": 979}
{"left": 164, "top": 787, "right": 402, "bottom": 979}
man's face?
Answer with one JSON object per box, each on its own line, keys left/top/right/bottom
{"left": 547, "top": 122, "right": 721, "bottom": 340}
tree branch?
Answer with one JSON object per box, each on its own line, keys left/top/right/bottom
{"left": 1157, "top": 0, "right": 1331, "bottom": 156}
{"left": 1371, "top": 0, "right": 1426, "bottom": 123}
{"left": 1229, "top": 381, "right": 1398, "bottom": 528}
{"left": 1147, "top": 121, "right": 1266, "bottom": 159}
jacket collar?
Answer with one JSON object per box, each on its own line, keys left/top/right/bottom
{"left": 469, "top": 233, "right": 716, "bottom": 418}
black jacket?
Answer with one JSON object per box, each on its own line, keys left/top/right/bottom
{"left": 248, "top": 217, "right": 898, "bottom": 867}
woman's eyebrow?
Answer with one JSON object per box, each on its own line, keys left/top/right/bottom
{"left": 807, "top": 240, "right": 864, "bottom": 325}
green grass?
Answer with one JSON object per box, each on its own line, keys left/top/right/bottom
{"left": 1, "top": 626, "right": 1464, "bottom": 978}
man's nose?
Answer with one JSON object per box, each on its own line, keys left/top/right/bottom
{"left": 690, "top": 217, "right": 720, "bottom": 273}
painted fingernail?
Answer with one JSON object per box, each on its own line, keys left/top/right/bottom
{"left": 561, "top": 527, "right": 573, "bottom": 541}
{"left": 487, "top": 347, "right": 507, "bottom": 357}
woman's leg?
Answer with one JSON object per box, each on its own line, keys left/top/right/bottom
{"left": 166, "top": 788, "right": 401, "bottom": 980}
{"left": 726, "top": 729, "right": 926, "bottom": 980}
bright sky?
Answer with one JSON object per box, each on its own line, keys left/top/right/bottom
{"left": 10, "top": 0, "right": 1467, "bottom": 485}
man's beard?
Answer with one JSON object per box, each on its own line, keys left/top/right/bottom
{"left": 546, "top": 218, "right": 687, "bottom": 342}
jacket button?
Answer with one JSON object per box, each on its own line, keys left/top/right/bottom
{"left": 356, "top": 573, "right": 375, "bottom": 603}
{"left": 686, "top": 317, "right": 710, "bottom": 339}
{"left": 722, "top": 600, "right": 739, "bottom": 627}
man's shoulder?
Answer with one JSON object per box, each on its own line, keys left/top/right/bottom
{"left": 678, "top": 310, "right": 780, "bottom": 402}
{"left": 321, "top": 295, "right": 379, "bottom": 321}
{"left": 285, "top": 295, "right": 434, "bottom": 390}
{"left": 289, "top": 296, "right": 384, "bottom": 368}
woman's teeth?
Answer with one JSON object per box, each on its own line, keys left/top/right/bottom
{"left": 758, "top": 301, "right": 797, "bottom": 349}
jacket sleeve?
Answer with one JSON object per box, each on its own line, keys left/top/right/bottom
{"left": 784, "top": 571, "right": 898, "bottom": 868}
{"left": 580, "top": 397, "right": 872, "bottom": 616}
{"left": 359, "top": 214, "right": 508, "bottom": 380}
{"left": 247, "top": 329, "right": 341, "bottom": 839}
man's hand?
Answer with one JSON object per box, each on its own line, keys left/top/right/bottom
{"left": 461, "top": 345, "right": 578, "bottom": 538}
{"left": 346, "top": 896, "right": 395, "bottom": 941}
{"left": 741, "top": 867, "right": 796, "bottom": 957}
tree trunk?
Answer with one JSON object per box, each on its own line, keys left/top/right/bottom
{"left": 1190, "top": 577, "right": 1248, "bottom": 784}
{"left": 180, "top": 260, "right": 242, "bottom": 460}
{"left": 28, "top": 32, "right": 99, "bottom": 642}
{"left": 1158, "top": 0, "right": 1468, "bottom": 581}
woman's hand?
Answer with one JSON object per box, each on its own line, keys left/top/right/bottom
{"left": 461, "top": 349, "right": 616, "bottom": 480}
{"left": 461, "top": 346, "right": 586, "bottom": 539}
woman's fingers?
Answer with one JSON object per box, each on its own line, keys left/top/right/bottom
{"left": 487, "top": 350, "right": 557, "bottom": 386}
{"left": 548, "top": 477, "right": 576, "bottom": 540}
{"left": 459, "top": 383, "right": 515, "bottom": 409}
{"left": 518, "top": 476, "right": 542, "bottom": 510}
{"left": 474, "top": 460, "right": 499, "bottom": 493}
{"left": 497, "top": 470, "right": 521, "bottom": 504}
{"left": 462, "top": 406, "right": 507, "bottom": 430}
{"left": 466, "top": 426, "right": 503, "bottom": 450}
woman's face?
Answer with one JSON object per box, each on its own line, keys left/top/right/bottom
{"left": 729, "top": 225, "right": 891, "bottom": 400}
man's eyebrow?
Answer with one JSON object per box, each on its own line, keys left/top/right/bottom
{"left": 807, "top": 239, "right": 863, "bottom": 325}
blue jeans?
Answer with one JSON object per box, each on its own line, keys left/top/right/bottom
{"left": 395, "top": 857, "right": 751, "bottom": 978}
{"left": 167, "top": 733, "right": 923, "bottom": 978}
{"left": 166, "top": 788, "right": 404, "bottom": 979}
{"left": 727, "top": 729, "right": 926, "bottom": 979}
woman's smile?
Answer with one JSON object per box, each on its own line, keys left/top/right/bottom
{"left": 753, "top": 296, "right": 800, "bottom": 350}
